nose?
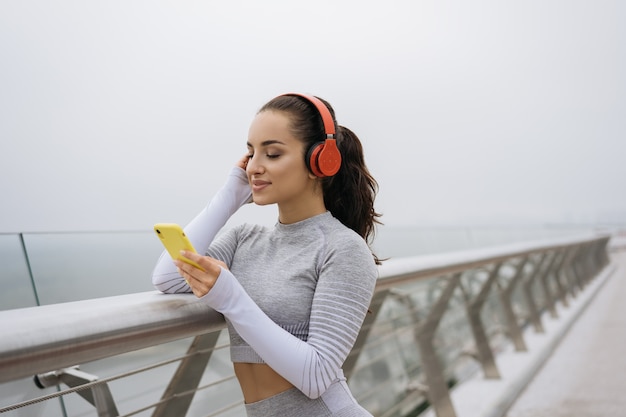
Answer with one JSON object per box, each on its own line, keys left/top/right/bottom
{"left": 246, "top": 153, "right": 264, "bottom": 175}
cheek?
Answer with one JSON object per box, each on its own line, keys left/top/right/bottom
{"left": 279, "top": 153, "right": 307, "bottom": 174}
{"left": 293, "top": 152, "right": 310, "bottom": 173}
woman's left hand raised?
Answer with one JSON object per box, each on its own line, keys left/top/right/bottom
{"left": 175, "top": 251, "right": 227, "bottom": 297}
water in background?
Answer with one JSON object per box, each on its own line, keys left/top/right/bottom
{"left": 0, "top": 224, "right": 596, "bottom": 311}
{"left": 371, "top": 224, "right": 598, "bottom": 259}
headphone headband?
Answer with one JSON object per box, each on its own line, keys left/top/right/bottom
{"left": 282, "top": 93, "right": 336, "bottom": 139}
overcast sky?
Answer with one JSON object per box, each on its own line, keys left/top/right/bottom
{"left": 1, "top": 0, "right": 624, "bottom": 233}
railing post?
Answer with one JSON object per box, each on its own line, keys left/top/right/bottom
{"left": 571, "top": 244, "right": 589, "bottom": 292}
{"left": 152, "top": 332, "right": 221, "bottom": 417}
{"left": 539, "top": 251, "right": 560, "bottom": 318}
{"left": 35, "top": 366, "right": 119, "bottom": 417}
{"left": 409, "top": 275, "right": 459, "bottom": 417}
{"left": 570, "top": 244, "right": 591, "bottom": 291}
{"left": 496, "top": 257, "right": 528, "bottom": 352}
{"left": 561, "top": 246, "right": 581, "bottom": 298}
{"left": 589, "top": 238, "right": 609, "bottom": 281}
{"left": 461, "top": 263, "right": 502, "bottom": 379}
{"left": 521, "top": 253, "right": 545, "bottom": 333}
{"left": 553, "top": 248, "right": 572, "bottom": 308}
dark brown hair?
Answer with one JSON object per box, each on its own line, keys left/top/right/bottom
{"left": 259, "top": 94, "right": 383, "bottom": 264}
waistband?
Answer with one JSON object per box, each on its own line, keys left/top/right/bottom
{"left": 244, "top": 379, "right": 371, "bottom": 416}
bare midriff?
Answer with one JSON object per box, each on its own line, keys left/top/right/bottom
{"left": 234, "top": 362, "right": 295, "bottom": 404}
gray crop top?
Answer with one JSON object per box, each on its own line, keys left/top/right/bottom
{"left": 152, "top": 167, "right": 378, "bottom": 398}
{"left": 206, "top": 211, "right": 377, "bottom": 364}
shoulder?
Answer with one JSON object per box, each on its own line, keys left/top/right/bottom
{"left": 319, "top": 213, "right": 367, "bottom": 247}
{"left": 311, "top": 215, "right": 378, "bottom": 298}
{"left": 318, "top": 214, "right": 378, "bottom": 273}
{"left": 214, "top": 222, "right": 270, "bottom": 244}
{"left": 224, "top": 223, "right": 268, "bottom": 240}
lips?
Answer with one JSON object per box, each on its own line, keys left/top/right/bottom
{"left": 251, "top": 179, "right": 270, "bottom": 192}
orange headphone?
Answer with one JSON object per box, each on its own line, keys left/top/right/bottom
{"left": 281, "top": 93, "right": 342, "bottom": 177}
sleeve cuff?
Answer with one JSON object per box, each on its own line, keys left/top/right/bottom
{"left": 200, "top": 266, "right": 235, "bottom": 312}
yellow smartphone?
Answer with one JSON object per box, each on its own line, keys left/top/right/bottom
{"left": 154, "top": 223, "right": 205, "bottom": 271}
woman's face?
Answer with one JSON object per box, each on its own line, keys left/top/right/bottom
{"left": 246, "top": 110, "right": 319, "bottom": 209}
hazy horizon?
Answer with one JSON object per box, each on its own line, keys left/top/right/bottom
{"left": 1, "top": 1, "right": 625, "bottom": 234}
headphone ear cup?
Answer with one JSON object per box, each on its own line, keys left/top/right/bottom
{"left": 307, "top": 140, "right": 342, "bottom": 177}
{"left": 307, "top": 142, "right": 326, "bottom": 177}
{"left": 317, "top": 139, "right": 341, "bottom": 176}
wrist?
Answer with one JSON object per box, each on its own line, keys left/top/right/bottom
{"left": 224, "top": 167, "right": 252, "bottom": 204}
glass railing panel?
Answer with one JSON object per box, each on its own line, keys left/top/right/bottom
{"left": 22, "top": 232, "right": 160, "bottom": 305}
{"left": 0, "top": 234, "right": 38, "bottom": 310}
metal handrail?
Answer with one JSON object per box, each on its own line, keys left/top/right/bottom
{"left": 0, "top": 233, "right": 611, "bottom": 417}
{"left": 0, "top": 292, "right": 226, "bottom": 385}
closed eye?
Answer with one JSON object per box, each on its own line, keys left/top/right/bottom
{"left": 247, "top": 153, "right": 281, "bottom": 159}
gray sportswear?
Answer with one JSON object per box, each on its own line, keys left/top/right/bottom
{"left": 152, "top": 167, "right": 377, "bottom": 412}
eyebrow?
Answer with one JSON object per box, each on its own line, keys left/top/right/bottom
{"left": 246, "top": 139, "right": 286, "bottom": 148}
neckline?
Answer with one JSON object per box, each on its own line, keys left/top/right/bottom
{"left": 275, "top": 211, "right": 332, "bottom": 232}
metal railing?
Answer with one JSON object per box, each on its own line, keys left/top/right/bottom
{"left": 0, "top": 234, "right": 611, "bottom": 417}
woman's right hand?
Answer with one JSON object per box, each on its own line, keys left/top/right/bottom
{"left": 236, "top": 153, "right": 250, "bottom": 171}
{"left": 229, "top": 153, "right": 252, "bottom": 205}
{"left": 175, "top": 251, "right": 226, "bottom": 298}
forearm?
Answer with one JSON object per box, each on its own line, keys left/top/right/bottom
{"left": 151, "top": 167, "right": 251, "bottom": 293}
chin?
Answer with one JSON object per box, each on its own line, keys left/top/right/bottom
{"left": 251, "top": 196, "right": 274, "bottom": 206}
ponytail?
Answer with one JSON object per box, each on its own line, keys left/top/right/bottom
{"left": 259, "top": 94, "right": 383, "bottom": 265}
{"left": 323, "top": 126, "right": 383, "bottom": 264}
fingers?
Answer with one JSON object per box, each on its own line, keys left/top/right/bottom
{"left": 236, "top": 153, "right": 250, "bottom": 170}
{"left": 176, "top": 260, "right": 210, "bottom": 297}
{"left": 180, "top": 250, "right": 205, "bottom": 267}
{"left": 176, "top": 251, "right": 223, "bottom": 297}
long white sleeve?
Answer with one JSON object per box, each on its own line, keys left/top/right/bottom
{"left": 151, "top": 167, "right": 251, "bottom": 293}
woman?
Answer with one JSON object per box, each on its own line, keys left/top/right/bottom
{"left": 152, "top": 93, "right": 382, "bottom": 416}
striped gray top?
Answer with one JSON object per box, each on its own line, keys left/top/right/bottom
{"left": 203, "top": 211, "right": 378, "bottom": 398}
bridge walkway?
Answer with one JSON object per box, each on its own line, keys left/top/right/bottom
{"left": 423, "top": 249, "right": 624, "bottom": 417}
{"left": 505, "top": 250, "right": 626, "bottom": 417}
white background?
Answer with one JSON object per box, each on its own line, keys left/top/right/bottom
{"left": 1, "top": 0, "right": 624, "bottom": 233}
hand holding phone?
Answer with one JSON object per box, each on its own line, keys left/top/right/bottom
{"left": 154, "top": 223, "right": 205, "bottom": 271}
